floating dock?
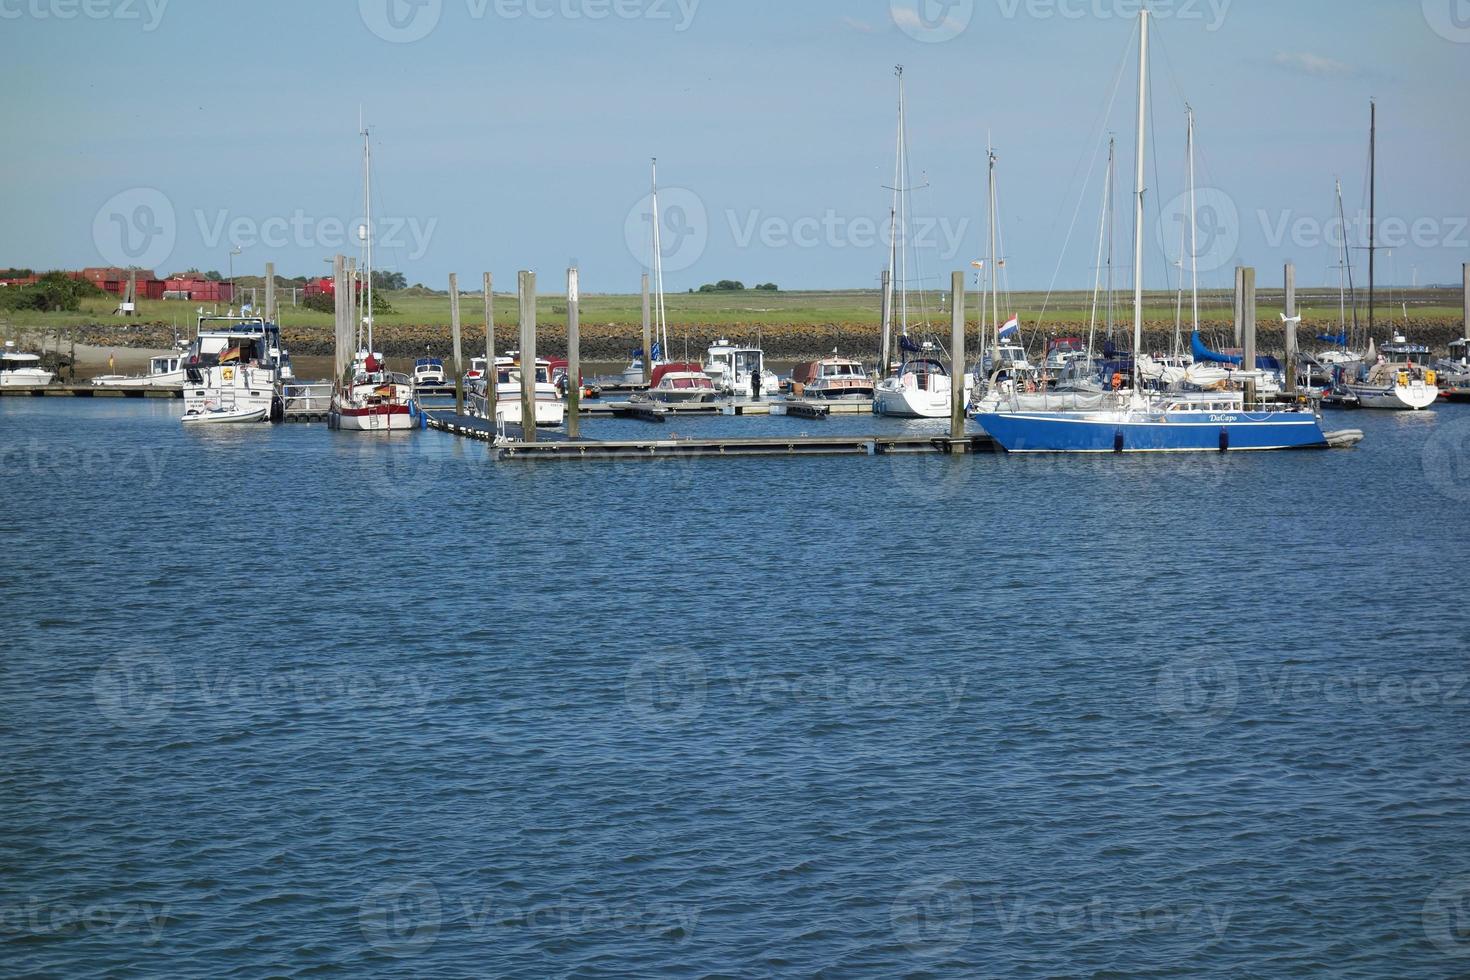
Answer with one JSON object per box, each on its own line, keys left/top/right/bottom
{"left": 0, "top": 384, "right": 180, "bottom": 399}
{"left": 422, "top": 410, "right": 996, "bottom": 460}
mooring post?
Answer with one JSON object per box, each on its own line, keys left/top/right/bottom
{"left": 1463, "top": 262, "right": 1469, "bottom": 339}
{"left": 641, "top": 272, "right": 652, "bottom": 386}
{"left": 449, "top": 273, "right": 464, "bottom": 416}
{"left": 950, "top": 270, "right": 966, "bottom": 442}
{"left": 333, "top": 254, "right": 348, "bottom": 383}
{"left": 484, "top": 272, "right": 497, "bottom": 423}
{"left": 1243, "top": 266, "right": 1258, "bottom": 405}
{"left": 347, "top": 257, "right": 359, "bottom": 353}
{"left": 880, "top": 269, "right": 893, "bottom": 380}
{"left": 567, "top": 267, "right": 581, "bottom": 439}
{"left": 519, "top": 270, "right": 537, "bottom": 443}
{"left": 1233, "top": 266, "right": 1245, "bottom": 347}
{"left": 264, "top": 262, "right": 277, "bottom": 322}
{"left": 1284, "top": 262, "right": 1298, "bottom": 397}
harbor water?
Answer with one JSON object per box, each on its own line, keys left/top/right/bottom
{"left": 3, "top": 398, "right": 1470, "bottom": 976}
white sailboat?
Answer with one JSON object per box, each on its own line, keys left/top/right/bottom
{"left": 873, "top": 67, "right": 969, "bottom": 419}
{"left": 330, "top": 125, "right": 416, "bottom": 432}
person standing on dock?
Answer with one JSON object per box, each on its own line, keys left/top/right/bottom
{"left": 751, "top": 367, "right": 763, "bottom": 401}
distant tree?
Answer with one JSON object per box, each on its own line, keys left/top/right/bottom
{"left": 372, "top": 270, "right": 408, "bottom": 291}
{"left": 756, "top": 283, "right": 779, "bottom": 292}
{"left": 698, "top": 280, "right": 747, "bottom": 293}
{"left": 303, "top": 292, "right": 335, "bottom": 314}
{"left": 204, "top": 270, "right": 223, "bottom": 281}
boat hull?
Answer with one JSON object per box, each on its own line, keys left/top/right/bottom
{"left": 1343, "top": 382, "right": 1439, "bottom": 411}
{"left": 975, "top": 410, "right": 1328, "bottom": 453}
{"left": 181, "top": 406, "right": 269, "bottom": 425}
{"left": 331, "top": 404, "right": 416, "bottom": 431}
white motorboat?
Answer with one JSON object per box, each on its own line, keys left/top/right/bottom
{"left": 646, "top": 362, "right": 717, "bottom": 403}
{"left": 874, "top": 349, "right": 972, "bottom": 418}
{"left": 412, "top": 357, "right": 449, "bottom": 388}
{"left": 0, "top": 344, "right": 54, "bottom": 387}
{"left": 793, "top": 356, "right": 873, "bottom": 400}
{"left": 703, "top": 340, "right": 779, "bottom": 398}
{"left": 1434, "top": 339, "right": 1470, "bottom": 385}
{"left": 468, "top": 355, "right": 566, "bottom": 427}
{"left": 180, "top": 316, "right": 285, "bottom": 425}
{"left": 91, "top": 351, "right": 187, "bottom": 390}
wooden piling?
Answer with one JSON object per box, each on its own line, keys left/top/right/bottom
{"left": 333, "top": 254, "right": 349, "bottom": 383}
{"left": 484, "top": 272, "right": 497, "bottom": 424}
{"left": 1232, "top": 266, "right": 1245, "bottom": 347}
{"left": 264, "top": 262, "right": 277, "bottom": 322}
{"left": 1284, "top": 262, "right": 1298, "bottom": 397}
{"left": 641, "top": 272, "right": 652, "bottom": 385}
{"left": 347, "top": 257, "right": 359, "bottom": 353}
{"left": 567, "top": 267, "right": 581, "bottom": 439}
{"left": 1463, "top": 263, "right": 1469, "bottom": 337}
{"left": 519, "top": 271, "right": 537, "bottom": 444}
{"left": 1242, "top": 266, "right": 1257, "bottom": 393}
{"left": 449, "top": 273, "right": 464, "bottom": 415}
{"left": 950, "top": 270, "right": 966, "bottom": 440}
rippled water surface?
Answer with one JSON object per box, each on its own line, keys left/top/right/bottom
{"left": 3, "top": 398, "right": 1470, "bottom": 977}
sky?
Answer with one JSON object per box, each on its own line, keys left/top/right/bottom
{"left": 1, "top": 0, "right": 1468, "bottom": 295}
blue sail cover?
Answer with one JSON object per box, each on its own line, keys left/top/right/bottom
{"left": 899, "top": 335, "right": 923, "bottom": 354}
{"left": 1192, "top": 331, "right": 1242, "bottom": 365}
{"left": 1316, "top": 332, "right": 1349, "bottom": 346}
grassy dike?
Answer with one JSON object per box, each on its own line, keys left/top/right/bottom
{"left": 6, "top": 287, "right": 1465, "bottom": 363}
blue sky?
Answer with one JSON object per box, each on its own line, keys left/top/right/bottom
{"left": 1, "top": 0, "right": 1467, "bottom": 294}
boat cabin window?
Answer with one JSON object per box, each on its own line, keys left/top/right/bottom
{"left": 734, "top": 352, "right": 761, "bottom": 374}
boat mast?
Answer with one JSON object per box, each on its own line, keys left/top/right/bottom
{"left": 1131, "top": 8, "right": 1149, "bottom": 387}
{"left": 362, "top": 123, "right": 374, "bottom": 354}
{"left": 1368, "top": 99, "right": 1376, "bottom": 338}
{"left": 1187, "top": 106, "right": 1199, "bottom": 339}
{"left": 1106, "top": 137, "right": 1116, "bottom": 341}
{"left": 1337, "top": 178, "right": 1360, "bottom": 346}
{"left": 989, "top": 142, "right": 999, "bottom": 361}
{"left": 885, "top": 67, "right": 903, "bottom": 366}
{"left": 897, "top": 68, "right": 910, "bottom": 337}
{"left": 650, "top": 158, "right": 669, "bottom": 359}
{"left": 1087, "top": 139, "right": 1114, "bottom": 367}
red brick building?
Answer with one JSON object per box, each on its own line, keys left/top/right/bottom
{"left": 78, "top": 268, "right": 167, "bottom": 300}
{"left": 161, "top": 275, "right": 235, "bottom": 302}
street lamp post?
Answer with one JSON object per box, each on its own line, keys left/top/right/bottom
{"left": 228, "top": 246, "right": 242, "bottom": 307}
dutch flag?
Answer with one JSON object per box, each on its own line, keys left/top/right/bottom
{"left": 999, "top": 316, "right": 1021, "bottom": 340}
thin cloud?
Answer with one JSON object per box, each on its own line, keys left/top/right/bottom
{"left": 890, "top": 6, "right": 966, "bottom": 35}
{"left": 842, "top": 16, "right": 877, "bottom": 33}
{"left": 1272, "top": 51, "right": 1354, "bottom": 77}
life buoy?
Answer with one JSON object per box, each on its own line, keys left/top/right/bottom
{"left": 1111, "top": 372, "right": 1124, "bottom": 391}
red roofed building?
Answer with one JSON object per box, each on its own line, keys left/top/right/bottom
{"left": 161, "top": 275, "right": 235, "bottom": 302}
{"left": 78, "top": 268, "right": 167, "bottom": 299}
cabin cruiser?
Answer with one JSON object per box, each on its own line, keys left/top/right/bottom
{"left": 792, "top": 356, "right": 873, "bottom": 400}
{"left": 91, "top": 350, "right": 187, "bottom": 390}
{"left": 180, "top": 316, "right": 286, "bottom": 424}
{"left": 1434, "top": 339, "right": 1470, "bottom": 386}
{"left": 702, "top": 340, "right": 779, "bottom": 399}
{"left": 1342, "top": 339, "right": 1440, "bottom": 410}
{"left": 467, "top": 354, "right": 566, "bottom": 427}
{"left": 0, "top": 344, "right": 54, "bottom": 387}
{"left": 874, "top": 343, "right": 973, "bottom": 418}
{"left": 411, "top": 357, "right": 450, "bottom": 389}
{"left": 645, "top": 362, "right": 717, "bottom": 403}
{"left": 1044, "top": 338, "right": 1090, "bottom": 373}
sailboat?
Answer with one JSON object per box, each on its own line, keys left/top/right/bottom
{"left": 873, "top": 67, "right": 969, "bottom": 419}
{"left": 1337, "top": 101, "right": 1439, "bottom": 411}
{"left": 330, "top": 125, "right": 416, "bottom": 432}
{"left": 628, "top": 158, "right": 710, "bottom": 399}
{"left": 974, "top": 10, "right": 1328, "bottom": 452}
